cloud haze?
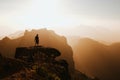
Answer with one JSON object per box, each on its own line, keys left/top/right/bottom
{"left": 0, "top": 0, "right": 120, "bottom": 43}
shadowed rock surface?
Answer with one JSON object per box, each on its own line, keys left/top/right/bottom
{"left": 0, "top": 47, "right": 98, "bottom": 80}
{"left": 0, "top": 29, "right": 75, "bottom": 78}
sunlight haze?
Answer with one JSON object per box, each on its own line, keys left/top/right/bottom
{"left": 0, "top": 0, "right": 120, "bottom": 43}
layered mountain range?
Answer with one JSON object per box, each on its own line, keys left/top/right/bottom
{"left": 0, "top": 29, "right": 99, "bottom": 80}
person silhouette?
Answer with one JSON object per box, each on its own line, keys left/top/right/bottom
{"left": 35, "top": 34, "right": 39, "bottom": 46}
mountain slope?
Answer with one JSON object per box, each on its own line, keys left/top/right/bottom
{"left": 72, "top": 38, "right": 120, "bottom": 80}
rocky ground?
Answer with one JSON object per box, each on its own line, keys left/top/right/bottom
{"left": 0, "top": 46, "right": 99, "bottom": 80}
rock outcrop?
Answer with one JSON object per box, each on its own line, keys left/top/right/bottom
{"left": 1, "top": 46, "right": 71, "bottom": 80}
{"left": 0, "top": 46, "right": 98, "bottom": 80}
{"left": 0, "top": 29, "right": 74, "bottom": 78}
{"left": 0, "top": 29, "right": 100, "bottom": 80}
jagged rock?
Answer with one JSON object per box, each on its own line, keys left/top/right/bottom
{"left": 0, "top": 46, "right": 99, "bottom": 80}
{"left": 0, "top": 29, "right": 100, "bottom": 80}
{"left": 2, "top": 46, "right": 71, "bottom": 80}
{"left": 0, "top": 29, "right": 74, "bottom": 79}
{"left": 0, "top": 57, "right": 25, "bottom": 79}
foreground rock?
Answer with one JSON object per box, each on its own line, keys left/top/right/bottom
{"left": 0, "top": 29, "right": 74, "bottom": 78}
{"left": 0, "top": 46, "right": 99, "bottom": 80}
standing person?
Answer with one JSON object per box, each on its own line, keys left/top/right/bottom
{"left": 35, "top": 34, "right": 39, "bottom": 46}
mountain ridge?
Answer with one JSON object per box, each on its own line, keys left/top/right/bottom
{"left": 0, "top": 28, "right": 77, "bottom": 79}
{"left": 72, "top": 38, "right": 120, "bottom": 80}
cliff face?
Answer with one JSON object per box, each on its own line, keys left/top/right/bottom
{"left": 0, "top": 47, "right": 71, "bottom": 80}
{"left": 0, "top": 29, "right": 74, "bottom": 78}
{"left": 0, "top": 55, "right": 25, "bottom": 79}
{"left": 0, "top": 46, "right": 97, "bottom": 80}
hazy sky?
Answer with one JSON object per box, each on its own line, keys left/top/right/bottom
{"left": 0, "top": 0, "right": 120, "bottom": 42}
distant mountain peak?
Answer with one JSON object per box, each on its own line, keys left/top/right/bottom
{"left": 2, "top": 36, "right": 11, "bottom": 41}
